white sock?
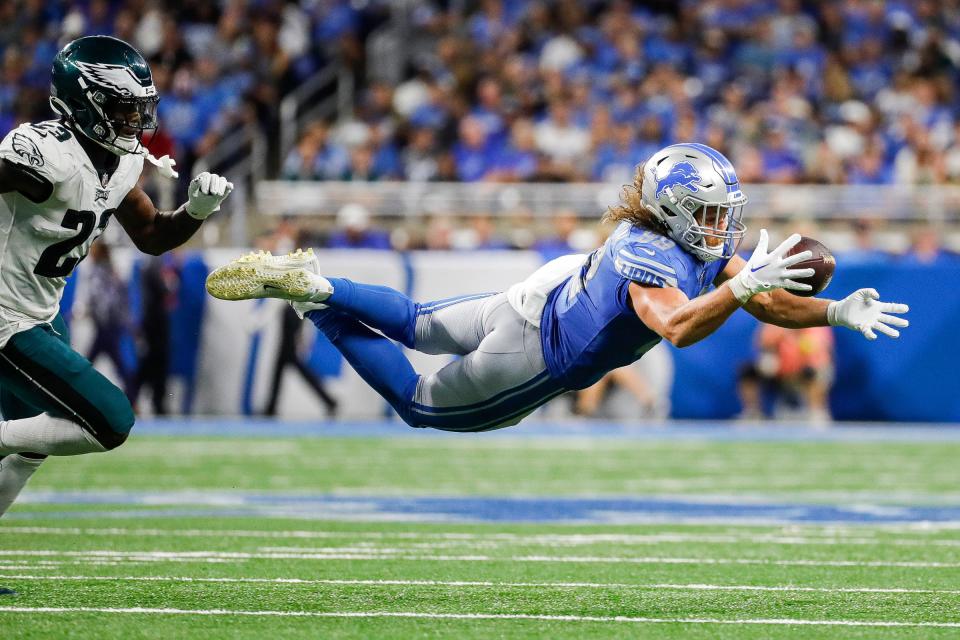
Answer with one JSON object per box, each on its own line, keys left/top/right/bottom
{"left": 0, "top": 454, "right": 44, "bottom": 517}
{"left": 0, "top": 414, "right": 106, "bottom": 456}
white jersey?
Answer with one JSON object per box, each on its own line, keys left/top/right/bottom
{"left": 0, "top": 120, "right": 143, "bottom": 345}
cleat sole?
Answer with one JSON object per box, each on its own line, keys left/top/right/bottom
{"left": 205, "top": 250, "right": 320, "bottom": 301}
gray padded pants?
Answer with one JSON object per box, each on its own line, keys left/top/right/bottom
{"left": 409, "top": 293, "right": 565, "bottom": 431}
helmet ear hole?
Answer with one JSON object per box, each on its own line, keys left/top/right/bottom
{"left": 660, "top": 205, "right": 676, "bottom": 218}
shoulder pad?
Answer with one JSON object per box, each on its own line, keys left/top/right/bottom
{"left": 614, "top": 243, "right": 680, "bottom": 288}
{"left": 0, "top": 122, "right": 77, "bottom": 185}
{"left": 611, "top": 228, "right": 685, "bottom": 288}
{"left": 116, "top": 153, "right": 145, "bottom": 192}
{"left": 0, "top": 158, "right": 53, "bottom": 203}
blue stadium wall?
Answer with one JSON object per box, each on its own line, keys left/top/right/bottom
{"left": 671, "top": 260, "right": 960, "bottom": 422}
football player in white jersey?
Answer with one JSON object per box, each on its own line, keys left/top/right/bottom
{"left": 0, "top": 36, "right": 232, "bottom": 518}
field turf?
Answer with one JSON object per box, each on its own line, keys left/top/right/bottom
{"left": 1, "top": 421, "right": 959, "bottom": 638}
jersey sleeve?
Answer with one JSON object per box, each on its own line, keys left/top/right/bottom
{"left": 0, "top": 123, "right": 74, "bottom": 187}
{"left": 613, "top": 240, "right": 684, "bottom": 289}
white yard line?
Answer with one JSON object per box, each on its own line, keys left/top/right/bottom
{"left": 4, "top": 525, "right": 957, "bottom": 547}
{"left": 0, "top": 606, "right": 958, "bottom": 628}
{"left": 2, "top": 574, "right": 959, "bottom": 595}
{"left": 1, "top": 549, "right": 957, "bottom": 568}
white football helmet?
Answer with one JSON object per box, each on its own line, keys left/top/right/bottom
{"left": 640, "top": 143, "right": 747, "bottom": 262}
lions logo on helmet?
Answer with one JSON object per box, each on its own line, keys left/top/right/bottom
{"left": 655, "top": 161, "right": 702, "bottom": 200}
{"left": 642, "top": 144, "right": 748, "bottom": 263}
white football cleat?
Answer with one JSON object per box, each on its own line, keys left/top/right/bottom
{"left": 205, "top": 248, "right": 334, "bottom": 302}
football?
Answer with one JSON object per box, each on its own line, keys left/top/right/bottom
{"left": 785, "top": 236, "right": 835, "bottom": 297}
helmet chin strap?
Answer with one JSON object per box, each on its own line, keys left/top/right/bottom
{"left": 91, "top": 134, "right": 135, "bottom": 157}
{"left": 139, "top": 149, "right": 179, "bottom": 179}
{"left": 63, "top": 117, "right": 178, "bottom": 179}
{"left": 96, "top": 131, "right": 179, "bottom": 179}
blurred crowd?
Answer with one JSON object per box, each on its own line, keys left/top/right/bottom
{"left": 282, "top": 0, "right": 960, "bottom": 186}
{"left": 5, "top": 1, "right": 960, "bottom": 187}
{"left": 0, "top": 0, "right": 389, "bottom": 175}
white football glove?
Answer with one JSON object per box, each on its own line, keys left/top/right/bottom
{"left": 186, "top": 172, "right": 234, "bottom": 220}
{"left": 828, "top": 288, "right": 909, "bottom": 340}
{"left": 728, "top": 229, "right": 816, "bottom": 304}
{"left": 142, "top": 151, "right": 179, "bottom": 179}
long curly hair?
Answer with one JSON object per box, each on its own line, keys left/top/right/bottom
{"left": 601, "top": 164, "right": 668, "bottom": 233}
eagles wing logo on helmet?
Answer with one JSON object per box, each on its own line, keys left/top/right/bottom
{"left": 655, "top": 161, "right": 702, "bottom": 200}
{"left": 11, "top": 133, "right": 44, "bottom": 167}
{"left": 75, "top": 61, "right": 156, "bottom": 99}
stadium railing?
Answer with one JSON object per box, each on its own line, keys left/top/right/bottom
{"left": 254, "top": 181, "right": 960, "bottom": 222}
{"left": 279, "top": 65, "right": 356, "bottom": 163}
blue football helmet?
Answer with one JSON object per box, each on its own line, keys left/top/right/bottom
{"left": 640, "top": 143, "right": 747, "bottom": 262}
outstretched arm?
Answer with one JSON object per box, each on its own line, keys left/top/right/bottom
{"left": 629, "top": 280, "right": 741, "bottom": 348}
{"left": 630, "top": 230, "right": 816, "bottom": 348}
{"left": 716, "top": 237, "right": 910, "bottom": 341}
{"left": 115, "top": 172, "right": 232, "bottom": 256}
{"left": 716, "top": 254, "right": 831, "bottom": 328}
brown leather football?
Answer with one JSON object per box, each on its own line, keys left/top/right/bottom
{"left": 784, "top": 236, "right": 835, "bottom": 297}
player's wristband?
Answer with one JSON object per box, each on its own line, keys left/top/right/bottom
{"left": 184, "top": 202, "right": 212, "bottom": 220}
{"left": 826, "top": 300, "right": 841, "bottom": 326}
{"left": 727, "top": 270, "right": 758, "bottom": 304}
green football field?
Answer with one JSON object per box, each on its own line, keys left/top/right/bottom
{"left": 2, "top": 422, "right": 960, "bottom": 639}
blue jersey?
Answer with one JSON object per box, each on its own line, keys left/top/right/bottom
{"left": 540, "top": 222, "right": 729, "bottom": 389}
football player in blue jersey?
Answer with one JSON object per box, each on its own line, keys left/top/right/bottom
{"left": 207, "top": 143, "right": 909, "bottom": 431}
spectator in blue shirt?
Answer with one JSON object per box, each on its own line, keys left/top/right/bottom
{"left": 533, "top": 210, "right": 580, "bottom": 262}
{"left": 467, "top": 0, "right": 518, "bottom": 49}
{"left": 592, "top": 116, "right": 644, "bottom": 183}
{"left": 465, "top": 214, "right": 511, "bottom": 250}
{"left": 847, "top": 144, "right": 891, "bottom": 184}
{"left": 635, "top": 115, "right": 666, "bottom": 160}
{"left": 695, "top": 29, "right": 732, "bottom": 103}
{"left": 759, "top": 126, "right": 804, "bottom": 183}
{"left": 848, "top": 38, "right": 893, "bottom": 100}
{"left": 840, "top": 219, "right": 890, "bottom": 264}
{"left": 776, "top": 25, "right": 826, "bottom": 97}
{"left": 901, "top": 226, "right": 959, "bottom": 266}
{"left": 453, "top": 116, "right": 496, "bottom": 182}
{"left": 409, "top": 81, "right": 452, "bottom": 132}
{"left": 281, "top": 121, "right": 351, "bottom": 181}
{"left": 470, "top": 77, "right": 508, "bottom": 148}
{"left": 488, "top": 118, "right": 539, "bottom": 182}
{"left": 312, "top": 0, "right": 360, "bottom": 42}
{"left": 341, "top": 144, "right": 386, "bottom": 181}
{"left": 402, "top": 127, "right": 440, "bottom": 182}
{"left": 157, "top": 68, "right": 212, "bottom": 158}
{"left": 327, "top": 204, "right": 392, "bottom": 250}
{"left": 282, "top": 125, "right": 324, "bottom": 181}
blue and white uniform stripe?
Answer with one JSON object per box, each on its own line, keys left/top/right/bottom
{"left": 417, "top": 292, "right": 495, "bottom": 315}
{"left": 680, "top": 143, "right": 741, "bottom": 195}
{"left": 614, "top": 249, "right": 679, "bottom": 287}
{"left": 411, "top": 370, "right": 567, "bottom": 432}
